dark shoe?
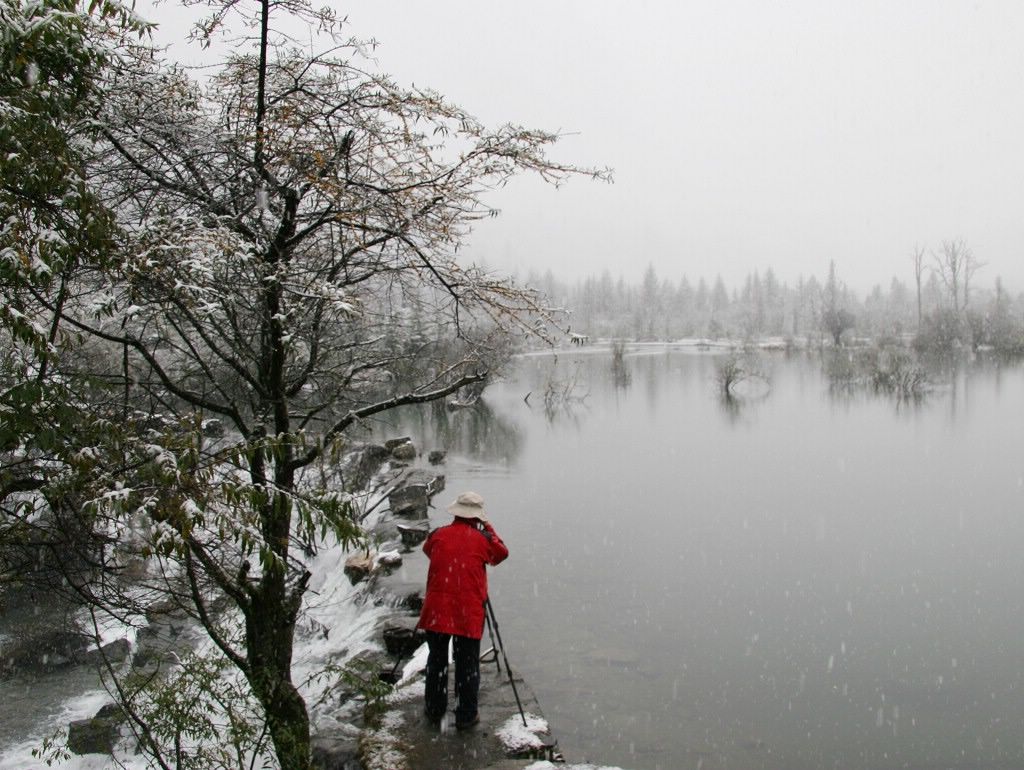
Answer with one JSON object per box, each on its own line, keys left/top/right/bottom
{"left": 455, "top": 714, "right": 480, "bottom": 730}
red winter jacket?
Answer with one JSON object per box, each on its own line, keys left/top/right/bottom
{"left": 417, "top": 518, "right": 509, "bottom": 639}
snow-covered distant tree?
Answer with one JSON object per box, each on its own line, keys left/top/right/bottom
{"left": 933, "top": 238, "right": 983, "bottom": 317}
{"left": 911, "top": 244, "right": 926, "bottom": 330}
{"left": 821, "top": 261, "right": 855, "bottom": 347}
{"left": 7, "top": 0, "right": 608, "bottom": 766}
{"left": 637, "top": 263, "right": 660, "bottom": 339}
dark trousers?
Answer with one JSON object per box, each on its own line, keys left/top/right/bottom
{"left": 424, "top": 630, "right": 481, "bottom": 722}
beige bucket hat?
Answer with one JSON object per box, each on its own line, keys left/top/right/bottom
{"left": 446, "top": 491, "right": 488, "bottom": 521}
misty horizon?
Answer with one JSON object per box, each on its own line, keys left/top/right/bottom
{"left": 144, "top": 1, "right": 1024, "bottom": 294}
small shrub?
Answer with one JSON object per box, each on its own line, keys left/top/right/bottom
{"left": 869, "top": 349, "right": 927, "bottom": 398}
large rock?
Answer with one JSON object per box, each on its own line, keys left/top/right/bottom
{"left": 94, "top": 703, "right": 124, "bottom": 721}
{"left": 376, "top": 551, "right": 402, "bottom": 569}
{"left": 396, "top": 588, "right": 424, "bottom": 613}
{"left": 396, "top": 520, "right": 430, "bottom": 549}
{"left": 1, "top": 630, "right": 91, "bottom": 677}
{"left": 80, "top": 638, "right": 131, "bottom": 667}
{"left": 367, "top": 576, "right": 424, "bottom": 612}
{"left": 144, "top": 597, "right": 183, "bottom": 624}
{"left": 201, "top": 418, "right": 225, "bottom": 438}
{"left": 390, "top": 441, "right": 417, "bottom": 462}
{"left": 1, "top": 630, "right": 132, "bottom": 680}
{"left": 144, "top": 600, "right": 192, "bottom": 639}
{"left": 133, "top": 603, "right": 197, "bottom": 670}
{"left": 338, "top": 445, "right": 390, "bottom": 492}
{"left": 388, "top": 470, "right": 445, "bottom": 519}
{"left": 68, "top": 712, "right": 117, "bottom": 753}
{"left": 344, "top": 553, "right": 376, "bottom": 585}
{"left": 311, "top": 734, "right": 361, "bottom": 770}
{"left": 387, "top": 485, "right": 428, "bottom": 518}
{"left": 381, "top": 621, "right": 426, "bottom": 658}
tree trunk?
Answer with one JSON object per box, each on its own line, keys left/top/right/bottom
{"left": 263, "top": 677, "right": 310, "bottom": 770}
{"left": 246, "top": 577, "right": 310, "bottom": 770}
{"left": 916, "top": 286, "right": 921, "bottom": 331}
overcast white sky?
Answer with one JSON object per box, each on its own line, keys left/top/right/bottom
{"left": 145, "top": 1, "right": 1024, "bottom": 294}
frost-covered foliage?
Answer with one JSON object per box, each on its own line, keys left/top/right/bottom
{"left": 823, "top": 346, "right": 928, "bottom": 401}
{"left": 1, "top": 0, "right": 606, "bottom": 767}
{"left": 1, "top": 0, "right": 104, "bottom": 456}
{"left": 0, "top": 0, "right": 146, "bottom": 581}
{"left": 0, "top": 0, "right": 144, "bottom": 341}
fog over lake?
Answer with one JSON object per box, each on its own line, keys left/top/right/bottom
{"left": 382, "top": 346, "right": 1024, "bottom": 769}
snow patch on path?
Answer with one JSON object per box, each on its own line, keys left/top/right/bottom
{"left": 495, "top": 711, "right": 550, "bottom": 752}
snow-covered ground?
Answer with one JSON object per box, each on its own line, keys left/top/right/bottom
{"left": 0, "top": 531, "right": 389, "bottom": 770}
{"left": 0, "top": 465, "right": 632, "bottom": 770}
{"left": 495, "top": 712, "right": 552, "bottom": 754}
{"left": 295, "top": 534, "right": 392, "bottom": 734}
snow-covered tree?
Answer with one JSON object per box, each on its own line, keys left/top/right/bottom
{"left": 821, "top": 261, "right": 855, "bottom": 346}
{"left": 4, "top": 0, "right": 607, "bottom": 767}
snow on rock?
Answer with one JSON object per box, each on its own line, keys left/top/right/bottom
{"left": 386, "top": 678, "right": 424, "bottom": 705}
{"left": 495, "top": 712, "right": 550, "bottom": 753}
{"left": 375, "top": 549, "right": 402, "bottom": 568}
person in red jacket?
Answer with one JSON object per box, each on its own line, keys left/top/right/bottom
{"left": 418, "top": 491, "right": 509, "bottom": 728}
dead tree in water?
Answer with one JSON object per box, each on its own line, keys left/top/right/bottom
{"left": 715, "top": 352, "right": 769, "bottom": 399}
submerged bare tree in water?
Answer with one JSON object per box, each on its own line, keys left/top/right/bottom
{"left": 715, "top": 351, "right": 769, "bottom": 399}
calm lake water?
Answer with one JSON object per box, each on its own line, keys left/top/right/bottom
{"left": 382, "top": 346, "right": 1024, "bottom": 770}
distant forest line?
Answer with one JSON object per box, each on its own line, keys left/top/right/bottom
{"left": 523, "top": 241, "right": 1023, "bottom": 353}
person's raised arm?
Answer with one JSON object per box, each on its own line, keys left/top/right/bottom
{"left": 481, "top": 521, "right": 509, "bottom": 566}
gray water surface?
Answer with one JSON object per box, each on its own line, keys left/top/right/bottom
{"left": 384, "top": 348, "right": 1024, "bottom": 770}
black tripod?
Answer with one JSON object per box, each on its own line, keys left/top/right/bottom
{"left": 482, "top": 597, "right": 528, "bottom": 726}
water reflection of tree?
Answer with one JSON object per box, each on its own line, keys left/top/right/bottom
{"left": 359, "top": 396, "right": 523, "bottom": 465}
{"left": 610, "top": 340, "right": 631, "bottom": 389}
{"left": 536, "top": 391, "right": 590, "bottom": 427}
{"left": 919, "top": 349, "right": 1021, "bottom": 420}
{"left": 717, "top": 386, "right": 770, "bottom": 424}
{"left": 718, "top": 391, "right": 744, "bottom": 422}
{"left": 431, "top": 398, "right": 523, "bottom": 463}
{"left": 521, "top": 356, "right": 591, "bottom": 426}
